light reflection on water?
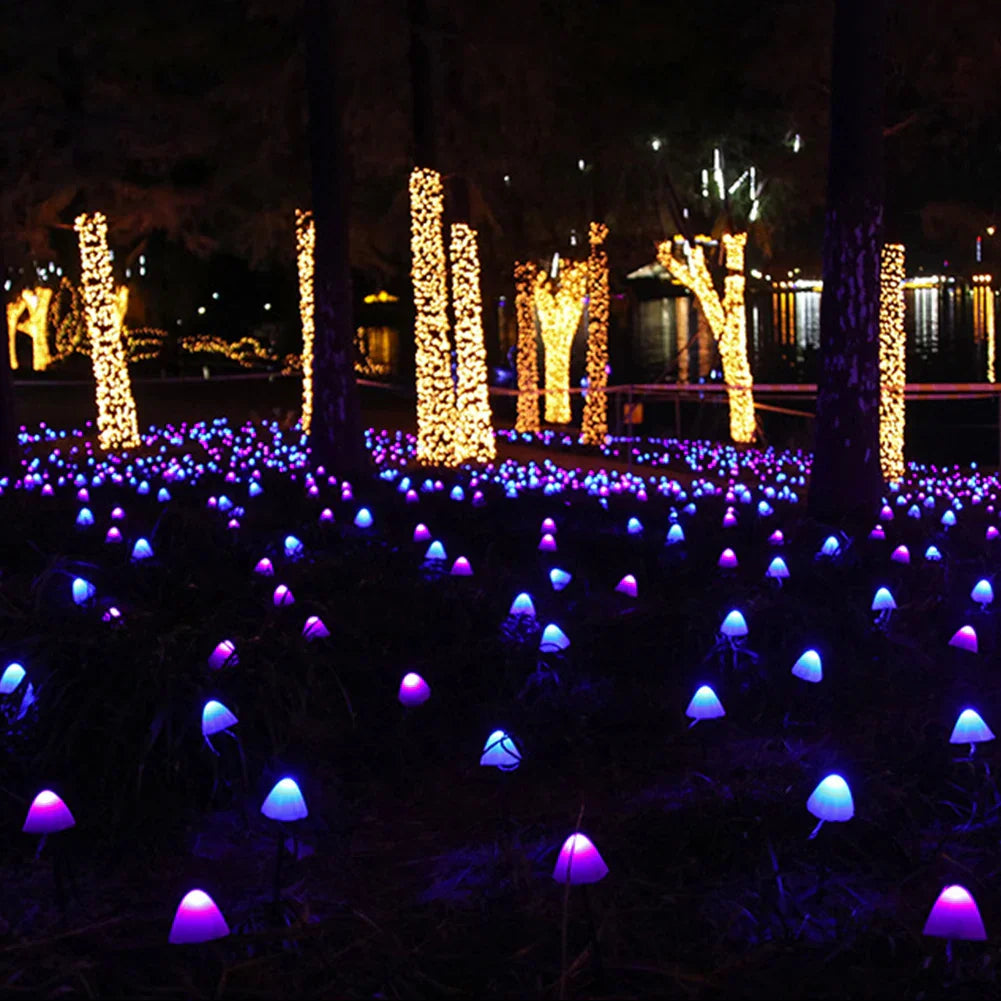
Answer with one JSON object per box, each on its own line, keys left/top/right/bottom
{"left": 353, "top": 287, "right": 998, "bottom": 389}
{"left": 631, "top": 287, "right": 998, "bottom": 385}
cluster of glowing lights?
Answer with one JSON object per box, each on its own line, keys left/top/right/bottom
{"left": 514, "top": 262, "right": 540, "bottom": 432}
{"left": 7, "top": 287, "right": 52, "bottom": 371}
{"left": 74, "top": 213, "right": 140, "bottom": 451}
{"left": 656, "top": 233, "right": 755, "bottom": 442}
{"left": 449, "top": 222, "right": 496, "bottom": 463}
{"left": 409, "top": 168, "right": 458, "bottom": 466}
{"left": 879, "top": 244, "right": 906, "bottom": 482}
{"left": 972, "top": 276, "right": 996, "bottom": 383}
{"left": 295, "top": 209, "right": 316, "bottom": 434}
{"left": 179, "top": 335, "right": 275, "bottom": 367}
{"left": 533, "top": 261, "right": 587, "bottom": 424}
{"left": 15, "top": 410, "right": 1001, "bottom": 946}
{"left": 581, "top": 222, "right": 610, "bottom": 445}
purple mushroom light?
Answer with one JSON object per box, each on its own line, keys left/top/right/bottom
{"left": 552, "top": 832, "right": 608, "bottom": 885}
{"left": 398, "top": 672, "right": 431, "bottom": 707}
{"left": 208, "top": 639, "right": 239, "bottom": 671}
{"left": 168, "top": 889, "right": 230, "bottom": 945}
{"left": 949, "top": 625, "right": 978, "bottom": 654}
{"left": 23, "top": 790, "right": 76, "bottom": 914}
{"left": 923, "top": 884, "right": 987, "bottom": 953}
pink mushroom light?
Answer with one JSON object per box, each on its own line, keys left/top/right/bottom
{"left": 168, "top": 889, "right": 230, "bottom": 944}
{"left": 923, "top": 884, "right": 987, "bottom": 941}
{"left": 552, "top": 832, "right": 609, "bottom": 884}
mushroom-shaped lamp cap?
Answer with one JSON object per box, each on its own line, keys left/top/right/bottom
{"left": 168, "top": 889, "right": 230, "bottom": 944}
{"left": 261, "top": 777, "right": 308, "bottom": 821}
{"left": 807, "top": 774, "right": 854, "bottom": 823}
{"left": 923, "top": 885, "right": 987, "bottom": 941}
{"left": 23, "top": 790, "right": 76, "bottom": 834}
{"left": 552, "top": 832, "right": 609, "bottom": 884}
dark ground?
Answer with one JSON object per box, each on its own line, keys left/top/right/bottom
{"left": 0, "top": 384, "right": 1000, "bottom": 998}
{"left": 12, "top": 374, "right": 1001, "bottom": 468}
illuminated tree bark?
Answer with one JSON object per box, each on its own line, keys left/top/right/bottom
{"left": 303, "top": 0, "right": 367, "bottom": 476}
{"left": 0, "top": 243, "right": 16, "bottom": 476}
{"left": 514, "top": 262, "right": 540, "bottom": 432}
{"left": 656, "top": 234, "right": 755, "bottom": 443}
{"left": 534, "top": 263, "right": 587, "bottom": 424}
{"left": 878, "top": 243, "right": 905, "bottom": 482}
{"left": 295, "top": 210, "right": 316, "bottom": 433}
{"left": 7, "top": 288, "right": 52, "bottom": 371}
{"left": 74, "top": 213, "right": 140, "bottom": 451}
{"left": 410, "top": 168, "right": 458, "bottom": 464}
{"left": 581, "top": 222, "right": 610, "bottom": 445}
{"left": 809, "top": 0, "right": 887, "bottom": 520}
{"left": 450, "top": 223, "right": 496, "bottom": 463}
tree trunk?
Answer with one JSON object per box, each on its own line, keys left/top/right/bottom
{"left": 407, "top": 0, "right": 437, "bottom": 170}
{"left": 809, "top": 0, "right": 888, "bottom": 523}
{"left": 0, "top": 242, "right": 17, "bottom": 477}
{"left": 303, "top": 0, "right": 367, "bottom": 477}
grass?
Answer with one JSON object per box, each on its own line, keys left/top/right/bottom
{"left": 1, "top": 423, "right": 1001, "bottom": 998}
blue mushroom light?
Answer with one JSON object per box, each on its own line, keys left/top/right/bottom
{"left": 261, "top": 777, "right": 308, "bottom": 822}
{"left": 791, "top": 649, "right": 823, "bottom": 684}
{"left": 480, "top": 730, "right": 522, "bottom": 771}
{"left": 72, "top": 577, "right": 96, "bottom": 606}
{"left": 202, "top": 699, "right": 239, "bottom": 738}
{"left": 685, "top": 684, "right": 725, "bottom": 726}
{"left": 806, "top": 773, "right": 854, "bottom": 839}
{"left": 0, "top": 663, "right": 26, "bottom": 695}
{"left": 540, "top": 623, "right": 571, "bottom": 652}
{"left": 950, "top": 708, "right": 995, "bottom": 757}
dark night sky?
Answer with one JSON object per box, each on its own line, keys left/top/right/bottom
{"left": 2, "top": 0, "right": 1000, "bottom": 279}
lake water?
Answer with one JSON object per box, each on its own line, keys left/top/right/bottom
{"left": 631, "top": 284, "right": 999, "bottom": 385}
{"left": 361, "top": 283, "right": 999, "bottom": 388}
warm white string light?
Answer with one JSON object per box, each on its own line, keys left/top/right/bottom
{"left": 514, "top": 261, "right": 540, "bottom": 433}
{"left": 295, "top": 209, "right": 315, "bottom": 434}
{"left": 719, "top": 233, "right": 755, "bottom": 443}
{"left": 878, "top": 243, "right": 906, "bottom": 482}
{"left": 449, "top": 222, "right": 496, "bottom": 463}
{"left": 656, "top": 233, "right": 756, "bottom": 442}
{"left": 534, "top": 262, "right": 586, "bottom": 424}
{"left": 7, "top": 287, "right": 52, "bottom": 370}
{"left": 74, "top": 212, "right": 139, "bottom": 451}
{"left": 409, "top": 167, "right": 458, "bottom": 466}
{"left": 581, "top": 222, "right": 610, "bottom": 445}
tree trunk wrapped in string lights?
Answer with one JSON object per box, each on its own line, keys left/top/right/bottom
{"left": 534, "top": 262, "right": 587, "bottom": 424}
{"left": 449, "top": 223, "right": 496, "bottom": 463}
{"left": 581, "top": 222, "right": 610, "bottom": 445}
{"left": 656, "top": 234, "right": 756, "bottom": 443}
{"left": 514, "top": 261, "right": 540, "bottom": 432}
{"left": 74, "top": 213, "right": 139, "bottom": 451}
{"left": 409, "top": 167, "right": 458, "bottom": 465}
{"left": 295, "top": 209, "right": 316, "bottom": 434}
{"left": 878, "top": 243, "right": 905, "bottom": 482}
{"left": 7, "top": 288, "right": 52, "bottom": 371}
